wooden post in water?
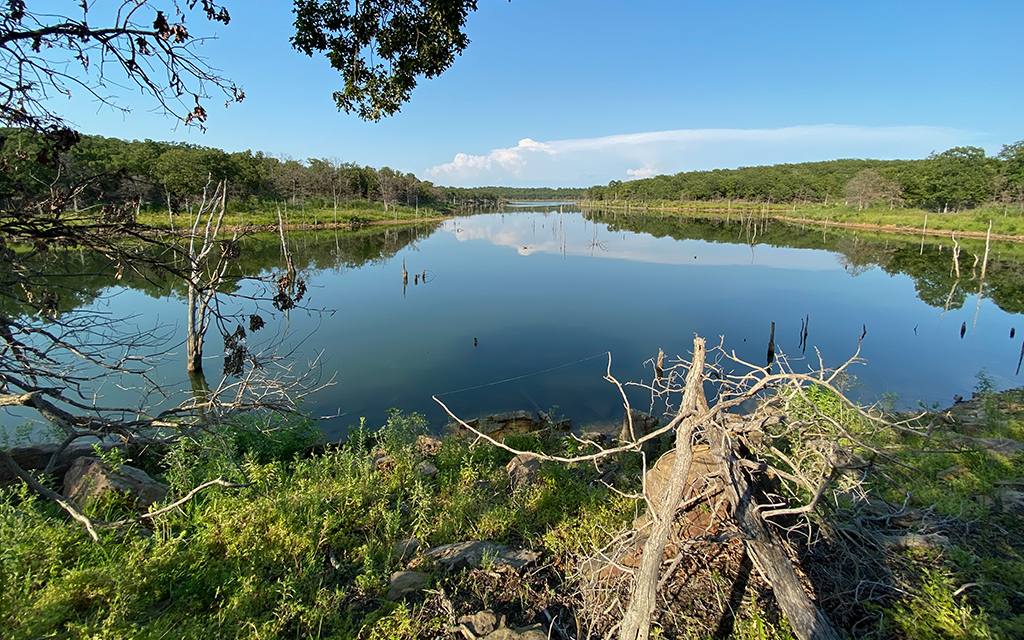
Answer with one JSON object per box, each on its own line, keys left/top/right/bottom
{"left": 951, "top": 232, "right": 961, "bottom": 279}
{"left": 402, "top": 258, "right": 408, "bottom": 298}
{"left": 973, "top": 220, "right": 993, "bottom": 332}
{"left": 920, "top": 214, "right": 928, "bottom": 254}
{"left": 980, "top": 220, "right": 992, "bottom": 282}
{"left": 766, "top": 321, "right": 776, "bottom": 369}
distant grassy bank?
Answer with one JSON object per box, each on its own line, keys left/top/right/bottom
{"left": 583, "top": 200, "right": 1024, "bottom": 240}
{"left": 135, "top": 199, "right": 452, "bottom": 231}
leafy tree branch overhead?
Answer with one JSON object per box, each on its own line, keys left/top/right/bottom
{"left": 0, "top": 0, "right": 482, "bottom": 144}
{"left": 0, "top": 0, "right": 240, "bottom": 139}
{"left": 292, "top": 0, "right": 479, "bottom": 120}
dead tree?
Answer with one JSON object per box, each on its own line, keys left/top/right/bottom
{"left": 0, "top": 173, "right": 326, "bottom": 541}
{"left": 436, "top": 335, "right": 886, "bottom": 640}
{"left": 184, "top": 178, "right": 233, "bottom": 376}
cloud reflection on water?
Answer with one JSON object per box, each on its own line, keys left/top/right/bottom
{"left": 445, "top": 212, "right": 842, "bottom": 271}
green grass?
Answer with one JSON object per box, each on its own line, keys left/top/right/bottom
{"left": 779, "top": 382, "right": 1024, "bottom": 639}
{"left": 0, "top": 411, "right": 634, "bottom": 639}
{"left": 134, "top": 199, "right": 452, "bottom": 231}
{"left": 6, "top": 385, "right": 1024, "bottom": 638}
{"left": 584, "top": 200, "right": 1024, "bottom": 238}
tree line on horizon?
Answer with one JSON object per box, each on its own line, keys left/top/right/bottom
{"left": 0, "top": 129, "right": 583, "bottom": 217}
{"left": 583, "top": 143, "right": 1024, "bottom": 212}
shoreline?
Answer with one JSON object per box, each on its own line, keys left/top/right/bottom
{"left": 580, "top": 201, "right": 1024, "bottom": 242}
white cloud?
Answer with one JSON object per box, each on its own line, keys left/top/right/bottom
{"left": 423, "top": 124, "right": 978, "bottom": 187}
{"left": 626, "top": 165, "right": 659, "bottom": 179}
{"left": 426, "top": 138, "right": 553, "bottom": 177}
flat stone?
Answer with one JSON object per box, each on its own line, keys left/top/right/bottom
{"left": 2, "top": 441, "right": 136, "bottom": 487}
{"left": 478, "top": 411, "right": 539, "bottom": 436}
{"left": 482, "top": 624, "right": 547, "bottom": 640}
{"left": 458, "top": 611, "right": 498, "bottom": 637}
{"left": 996, "top": 488, "right": 1024, "bottom": 516}
{"left": 506, "top": 454, "right": 541, "bottom": 490}
{"left": 416, "top": 460, "right": 438, "bottom": 478}
{"left": 881, "top": 532, "right": 949, "bottom": 550}
{"left": 966, "top": 437, "right": 1024, "bottom": 456}
{"left": 423, "top": 540, "right": 540, "bottom": 571}
{"left": 937, "top": 465, "right": 969, "bottom": 480}
{"left": 393, "top": 538, "right": 420, "bottom": 559}
{"left": 386, "top": 570, "right": 429, "bottom": 600}
{"left": 488, "top": 411, "right": 534, "bottom": 423}
{"left": 63, "top": 457, "right": 167, "bottom": 511}
{"left": 415, "top": 435, "right": 443, "bottom": 457}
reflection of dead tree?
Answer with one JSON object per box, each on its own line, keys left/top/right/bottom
{"left": 0, "top": 314, "right": 327, "bottom": 541}
{"left": 436, "top": 335, "right": 887, "bottom": 640}
{"left": 944, "top": 231, "right": 962, "bottom": 314}
{"left": 587, "top": 226, "right": 609, "bottom": 255}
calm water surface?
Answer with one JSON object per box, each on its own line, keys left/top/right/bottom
{"left": 5, "top": 206, "right": 1024, "bottom": 441}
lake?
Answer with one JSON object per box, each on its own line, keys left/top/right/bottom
{"left": 4, "top": 204, "right": 1024, "bottom": 442}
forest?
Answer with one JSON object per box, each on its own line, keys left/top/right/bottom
{"left": 584, "top": 143, "right": 1024, "bottom": 211}
{"left": 0, "top": 129, "right": 581, "bottom": 218}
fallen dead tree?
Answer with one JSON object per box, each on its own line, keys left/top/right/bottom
{"left": 436, "top": 334, "right": 909, "bottom": 640}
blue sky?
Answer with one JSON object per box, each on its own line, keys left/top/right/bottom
{"left": 57, "top": 1, "right": 1024, "bottom": 187}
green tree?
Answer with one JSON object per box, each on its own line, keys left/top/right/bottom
{"left": 154, "top": 146, "right": 237, "bottom": 212}
{"left": 292, "top": 0, "right": 479, "bottom": 120}
{"left": 998, "top": 140, "right": 1024, "bottom": 205}
{"left": 924, "top": 146, "right": 996, "bottom": 211}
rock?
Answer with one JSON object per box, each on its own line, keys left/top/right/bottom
{"left": 577, "top": 535, "right": 646, "bottom": 581}
{"left": 487, "top": 411, "right": 534, "bottom": 426}
{"left": 643, "top": 445, "right": 720, "bottom": 513}
{"left": 996, "top": 488, "right": 1024, "bottom": 516}
{"left": 386, "top": 570, "right": 429, "bottom": 600}
{"left": 423, "top": 540, "right": 540, "bottom": 571}
{"left": 538, "top": 410, "right": 571, "bottom": 431}
{"left": 458, "top": 611, "right": 498, "bottom": 637}
{"left": 482, "top": 624, "right": 547, "bottom": 640}
{"left": 415, "top": 435, "right": 443, "bottom": 457}
{"left": 965, "top": 437, "right": 1024, "bottom": 456}
{"left": 393, "top": 538, "right": 420, "bottom": 559}
{"left": 1, "top": 441, "right": 138, "bottom": 487}
{"left": 63, "top": 457, "right": 168, "bottom": 511}
{"left": 881, "top": 532, "right": 949, "bottom": 550}
{"left": 446, "top": 411, "right": 543, "bottom": 441}
{"left": 416, "top": 460, "right": 438, "bottom": 479}
{"left": 618, "top": 409, "right": 659, "bottom": 458}
{"left": 937, "top": 465, "right": 969, "bottom": 480}
{"left": 480, "top": 411, "right": 539, "bottom": 437}
{"left": 505, "top": 454, "right": 541, "bottom": 490}
{"left": 371, "top": 450, "right": 393, "bottom": 471}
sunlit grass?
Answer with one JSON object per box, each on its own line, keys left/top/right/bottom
{"left": 134, "top": 199, "right": 452, "bottom": 230}
{"left": 584, "top": 199, "right": 1024, "bottom": 238}
{"left": 0, "top": 411, "right": 634, "bottom": 639}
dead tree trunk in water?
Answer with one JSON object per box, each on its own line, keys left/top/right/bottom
{"left": 185, "top": 179, "right": 231, "bottom": 375}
